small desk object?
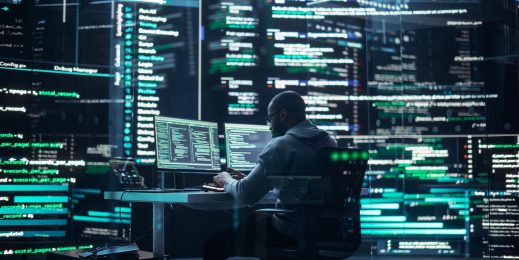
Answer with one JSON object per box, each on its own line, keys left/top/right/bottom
{"left": 48, "top": 248, "right": 164, "bottom": 259}
{"left": 104, "top": 190, "right": 277, "bottom": 255}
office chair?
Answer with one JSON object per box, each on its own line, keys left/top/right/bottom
{"left": 255, "top": 147, "right": 368, "bottom": 259}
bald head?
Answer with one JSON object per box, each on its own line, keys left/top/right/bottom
{"left": 269, "top": 91, "right": 306, "bottom": 123}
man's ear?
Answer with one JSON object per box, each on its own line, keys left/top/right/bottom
{"left": 279, "top": 109, "right": 287, "bottom": 120}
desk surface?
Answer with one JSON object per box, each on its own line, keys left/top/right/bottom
{"left": 104, "top": 190, "right": 277, "bottom": 210}
{"left": 104, "top": 191, "right": 233, "bottom": 203}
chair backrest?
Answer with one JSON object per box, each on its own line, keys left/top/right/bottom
{"left": 267, "top": 176, "right": 325, "bottom": 205}
{"left": 312, "top": 147, "right": 368, "bottom": 257}
{"left": 261, "top": 147, "right": 368, "bottom": 258}
{"left": 266, "top": 147, "right": 367, "bottom": 211}
{"left": 315, "top": 147, "right": 368, "bottom": 210}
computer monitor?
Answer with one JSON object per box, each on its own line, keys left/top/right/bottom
{"left": 224, "top": 123, "right": 271, "bottom": 172}
{"left": 155, "top": 116, "right": 221, "bottom": 171}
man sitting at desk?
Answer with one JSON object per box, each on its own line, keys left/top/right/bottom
{"left": 205, "top": 91, "right": 337, "bottom": 260}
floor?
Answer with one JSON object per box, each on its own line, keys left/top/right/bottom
{"left": 227, "top": 254, "right": 485, "bottom": 260}
{"left": 10, "top": 253, "right": 487, "bottom": 259}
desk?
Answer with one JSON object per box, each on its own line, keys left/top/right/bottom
{"left": 104, "top": 191, "right": 277, "bottom": 255}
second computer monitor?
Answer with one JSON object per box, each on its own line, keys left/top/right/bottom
{"left": 155, "top": 116, "right": 221, "bottom": 171}
{"left": 224, "top": 123, "right": 271, "bottom": 172}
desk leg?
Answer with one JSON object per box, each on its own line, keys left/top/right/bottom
{"left": 153, "top": 202, "right": 165, "bottom": 255}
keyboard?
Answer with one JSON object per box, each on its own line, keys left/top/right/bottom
{"left": 123, "top": 188, "right": 201, "bottom": 193}
{"left": 201, "top": 183, "right": 225, "bottom": 192}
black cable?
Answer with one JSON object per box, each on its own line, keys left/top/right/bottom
{"left": 114, "top": 190, "right": 183, "bottom": 252}
{"left": 119, "top": 190, "right": 129, "bottom": 239}
{"left": 81, "top": 191, "right": 155, "bottom": 258}
{"left": 118, "top": 189, "right": 152, "bottom": 245}
{"left": 130, "top": 226, "right": 153, "bottom": 244}
{"left": 77, "top": 190, "right": 127, "bottom": 258}
{"left": 119, "top": 191, "right": 157, "bottom": 244}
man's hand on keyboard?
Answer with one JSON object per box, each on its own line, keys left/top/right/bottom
{"left": 227, "top": 167, "right": 245, "bottom": 180}
{"left": 213, "top": 172, "right": 232, "bottom": 187}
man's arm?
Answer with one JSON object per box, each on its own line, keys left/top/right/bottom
{"left": 214, "top": 139, "right": 284, "bottom": 204}
{"left": 222, "top": 164, "right": 270, "bottom": 205}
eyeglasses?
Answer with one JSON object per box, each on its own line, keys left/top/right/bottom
{"left": 264, "top": 109, "right": 282, "bottom": 126}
